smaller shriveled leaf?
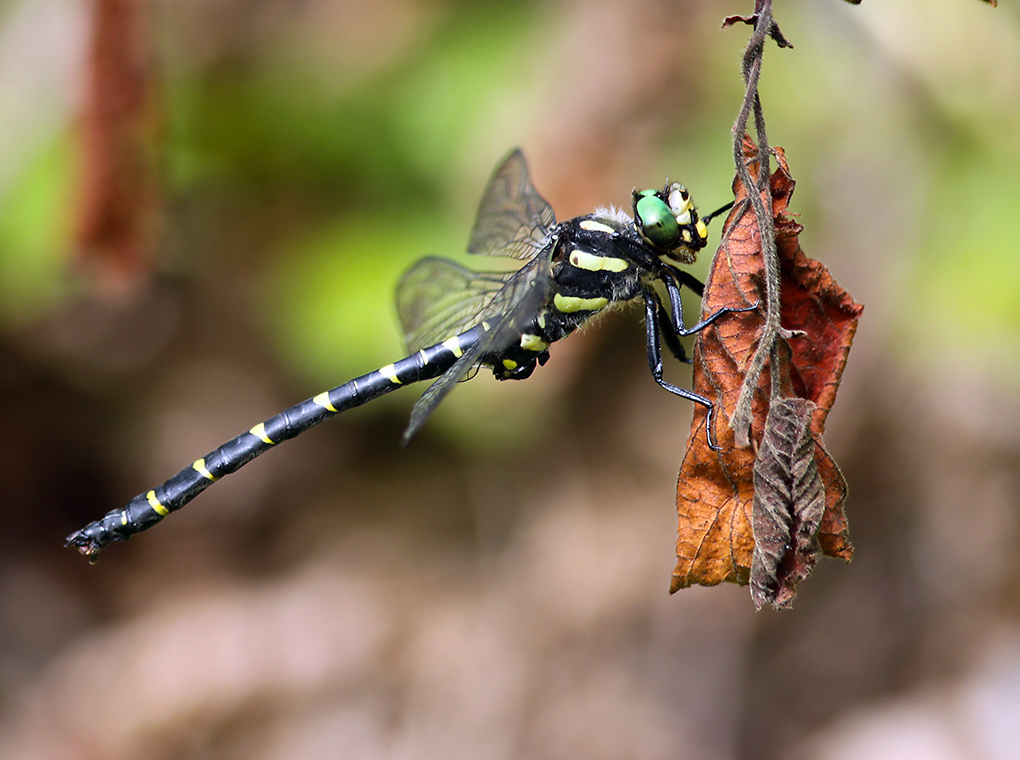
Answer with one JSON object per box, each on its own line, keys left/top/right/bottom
{"left": 751, "top": 397, "right": 825, "bottom": 609}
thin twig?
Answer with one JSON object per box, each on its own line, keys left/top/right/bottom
{"left": 725, "top": 0, "right": 788, "bottom": 447}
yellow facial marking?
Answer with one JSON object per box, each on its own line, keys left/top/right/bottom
{"left": 669, "top": 187, "right": 692, "bottom": 214}
{"left": 146, "top": 490, "right": 169, "bottom": 517}
{"left": 442, "top": 337, "right": 463, "bottom": 357}
{"left": 193, "top": 458, "right": 218, "bottom": 481}
{"left": 379, "top": 364, "right": 401, "bottom": 384}
{"left": 579, "top": 219, "right": 616, "bottom": 234}
{"left": 681, "top": 230, "right": 692, "bottom": 243}
{"left": 250, "top": 423, "right": 275, "bottom": 445}
{"left": 695, "top": 219, "right": 708, "bottom": 240}
{"left": 569, "top": 250, "right": 629, "bottom": 273}
{"left": 520, "top": 333, "right": 549, "bottom": 352}
{"left": 674, "top": 210, "right": 691, "bottom": 225}
{"left": 502, "top": 358, "right": 518, "bottom": 370}
{"left": 313, "top": 392, "right": 338, "bottom": 413}
{"left": 554, "top": 293, "right": 610, "bottom": 313}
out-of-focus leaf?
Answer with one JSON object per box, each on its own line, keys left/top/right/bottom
{"left": 75, "top": 0, "right": 161, "bottom": 291}
{"left": 670, "top": 142, "right": 862, "bottom": 605}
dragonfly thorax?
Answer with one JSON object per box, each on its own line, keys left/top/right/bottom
{"left": 482, "top": 213, "right": 641, "bottom": 381}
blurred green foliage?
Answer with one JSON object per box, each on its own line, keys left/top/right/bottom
{"left": 0, "top": 134, "right": 72, "bottom": 324}
{"left": 1, "top": 0, "right": 1019, "bottom": 416}
{"left": 159, "top": 4, "right": 544, "bottom": 390}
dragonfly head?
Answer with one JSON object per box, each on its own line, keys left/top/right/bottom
{"left": 632, "top": 183, "right": 709, "bottom": 266}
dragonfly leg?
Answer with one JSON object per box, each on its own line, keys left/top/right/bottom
{"left": 643, "top": 292, "right": 720, "bottom": 450}
{"left": 656, "top": 294, "right": 690, "bottom": 364}
{"left": 660, "top": 270, "right": 758, "bottom": 337}
{"left": 673, "top": 270, "right": 705, "bottom": 298}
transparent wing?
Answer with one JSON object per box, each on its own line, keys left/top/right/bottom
{"left": 398, "top": 148, "right": 560, "bottom": 439}
{"left": 467, "top": 149, "right": 557, "bottom": 260}
{"left": 402, "top": 244, "right": 558, "bottom": 441}
{"left": 403, "top": 347, "right": 484, "bottom": 442}
{"left": 398, "top": 150, "right": 556, "bottom": 353}
{"left": 396, "top": 257, "right": 518, "bottom": 354}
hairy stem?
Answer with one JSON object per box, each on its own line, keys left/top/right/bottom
{"left": 727, "top": 0, "right": 787, "bottom": 447}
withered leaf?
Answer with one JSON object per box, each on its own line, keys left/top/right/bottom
{"left": 721, "top": 13, "right": 793, "bottom": 49}
{"left": 751, "top": 397, "right": 825, "bottom": 610}
{"left": 670, "top": 141, "right": 863, "bottom": 605}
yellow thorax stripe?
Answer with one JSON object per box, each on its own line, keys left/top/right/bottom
{"left": 568, "top": 249, "right": 628, "bottom": 273}
{"left": 553, "top": 293, "right": 610, "bottom": 313}
{"left": 579, "top": 219, "right": 616, "bottom": 234}
{"left": 520, "top": 333, "right": 549, "bottom": 352}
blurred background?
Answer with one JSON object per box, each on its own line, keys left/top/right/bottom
{"left": 1, "top": 0, "right": 1018, "bottom": 758}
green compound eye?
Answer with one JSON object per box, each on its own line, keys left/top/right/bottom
{"left": 635, "top": 193, "right": 680, "bottom": 249}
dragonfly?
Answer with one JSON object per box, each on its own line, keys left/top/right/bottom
{"left": 67, "top": 149, "right": 749, "bottom": 559}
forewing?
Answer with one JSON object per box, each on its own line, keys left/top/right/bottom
{"left": 467, "top": 149, "right": 556, "bottom": 260}
{"left": 402, "top": 241, "right": 558, "bottom": 441}
{"left": 396, "top": 257, "right": 516, "bottom": 354}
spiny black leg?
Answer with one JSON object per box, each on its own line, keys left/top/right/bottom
{"left": 660, "top": 270, "right": 757, "bottom": 338}
{"left": 674, "top": 270, "right": 705, "bottom": 298}
{"left": 656, "top": 292, "right": 690, "bottom": 364}
{"left": 644, "top": 292, "right": 720, "bottom": 450}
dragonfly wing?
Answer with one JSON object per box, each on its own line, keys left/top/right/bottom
{"left": 467, "top": 149, "right": 556, "bottom": 260}
{"left": 396, "top": 257, "right": 516, "bottom": 354}
{"left": 402, "top": 241, "right": 558, "bottom": 440}
{"left": 399, "top": 149, "right": 561, "bottom": 438}
{"left": 402, "top": 342, "right": 485, "bottom": 442}
{"left": 471, "top": 254, "right": 552, "bottom": 347}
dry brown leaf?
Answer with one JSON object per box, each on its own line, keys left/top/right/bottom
{"left": 670, "top": 141, "right": 862, "bottom": 606}
{"left": 76, "top": 0, "right": 162, "bottom": 292}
